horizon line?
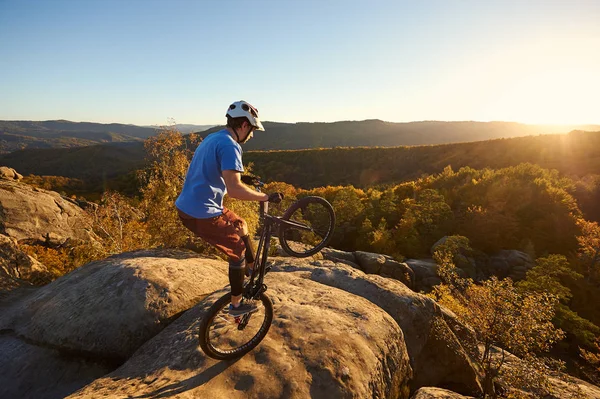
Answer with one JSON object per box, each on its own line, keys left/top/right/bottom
{"left": 2, "top": 118, "right": 600, "bottom": 127}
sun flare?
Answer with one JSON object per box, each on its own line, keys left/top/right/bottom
{"left": 478, "top": 38, "right": 600, "bottom": 125}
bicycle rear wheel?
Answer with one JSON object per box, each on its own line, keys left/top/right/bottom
{"left": 279, "top": 196, "right": 335, "bottom": 257}
{"left": 198, "top": 292, "right": 273, "bottom": 360}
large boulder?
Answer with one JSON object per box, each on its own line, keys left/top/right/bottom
{"left": 320, "top": 247, "right": 360, "bottom": 268}
{"left": 0, "top": 166, "right": 23, "bottom": 181}
{"left": 0, "top": 178, "right": 97, "bottom": 245}
{"left": 486, "top": 250, "right": 534, "bottom": 281}
{"left": 0, "top": 249, "right": 230, "bottom": 398}
{"left": 272, "top": 258, "right": 484, "bottom": 396}
{"left": 68, "top": 272, "right": 412, "bottom": 399}
{"left": 354, "top": 251, "right": 415, "bottom": 288}
{"left": 405, "top": 259, "right": 441, "bottom": 292}
{"left": 0, "top": 336, "right": 114, "bottom": 399}
{"left": 0, "top": 249, "right": 230, "bottom": 360}
{"left": 0, "top": 233, "right": 53, "bottom": 296}
{"left": 321, "top": 248, "right": 415, "bottom": 289}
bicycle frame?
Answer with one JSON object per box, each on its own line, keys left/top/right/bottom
{"left": 243, "top": 201, "right": 270, "bottom": 298}
{"left": 243, "top": 185, "right": 309, "bottom": 299}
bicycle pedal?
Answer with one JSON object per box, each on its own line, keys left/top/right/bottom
{"left": 234, "top": 316, "right": 241, "bottom": 324}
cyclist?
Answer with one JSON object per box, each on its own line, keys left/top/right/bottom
{"left": 176, "top": 100, "right": 283, "bottom": 317}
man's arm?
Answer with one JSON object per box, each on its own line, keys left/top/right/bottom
{"left": 223, "top": 170, "right": 269, "bottom": 202}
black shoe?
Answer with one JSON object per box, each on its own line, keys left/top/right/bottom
{"left": 229, "top": 302, "right": 258, "bottom": 317}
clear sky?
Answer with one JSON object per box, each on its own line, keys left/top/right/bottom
{"left": 1, "top": 0, "right": 599, "bottom": 125}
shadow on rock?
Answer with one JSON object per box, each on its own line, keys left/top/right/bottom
{"left": 132, "top": 359, "right": 241, "bottom": 399}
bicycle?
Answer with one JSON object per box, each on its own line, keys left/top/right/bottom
{"left": 198, "top": 176, "right": 336, "bottom": 360}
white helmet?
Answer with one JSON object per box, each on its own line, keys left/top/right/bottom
{"left": 226, "top": 100, "right": 265, "bottom": 131}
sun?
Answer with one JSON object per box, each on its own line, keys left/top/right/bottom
{"left": 477, "top": 38, "right": 600, "bottom": 125}
{"left": 491, "top": 68, "right": 598, "bottom": 124}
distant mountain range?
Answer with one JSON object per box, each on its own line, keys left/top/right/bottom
{"left": 2, "top": 119, "right": 599, "bottom": 155}
{"left": 0, "top": 120, "right": 160, "bottom": 154}
{"left": 168, "top": 124, "right": 215, "bottom": 134}
{"left": 198, "top": 120, "right": 600, "bottom": 150}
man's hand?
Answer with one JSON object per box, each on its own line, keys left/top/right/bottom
{"left": 234, "top": 219, "right": 249, "bottom": 236}
{"left": 267, "top": 192, "right": 284, "bottom": 203}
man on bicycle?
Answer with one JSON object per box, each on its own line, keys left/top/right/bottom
{"left": 176, "top": 100, "right": 283, "bottom": 317}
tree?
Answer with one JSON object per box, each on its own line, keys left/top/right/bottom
{"left": 432, "top": 235, "right": 473, "bottom": 289}
{"left": 464, "top": 278, "right": 564, "bottom": 398}
{"left": 91, "top": 191, "right": 152, "bottom": 256}
{"left": 137, "top": 125, "right": 201, "bottom": 248}
{"left": 580, "top": 338, "right": 600, "bottom": 385}
{"left": 518, "top": 255, "right": 600, "bottom": 348}
{"left": 429, "top": 247, "right": 565, "bottom": 398}
{"left": 305, "top": 186, "right": 367, "bottom": 251}
{"left": 576, "top": 219, "right": 600, "bottom": 283}
{"left": 394, "top": 188, "right": 453, "bottom": 257}
{"left": 368, "top": 218, "right": 400, "bottom": 257}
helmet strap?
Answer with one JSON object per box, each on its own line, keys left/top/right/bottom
{"left": 232, "top": 127, "right": 241, "bottom": 143}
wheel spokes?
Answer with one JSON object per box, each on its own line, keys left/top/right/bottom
{"left": 206, "top": 299, "right": 268, "bottom": 354}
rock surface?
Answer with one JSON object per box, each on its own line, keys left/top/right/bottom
{"left": 487, "top": 250, "right": 534, "bottom": 281}
{"left": 69, "top": 272, "right": 412, "bottom": 399}
{"left": 404, "top": 259, "right": 441, "bottom": 292}
{"left": 270, "top": 258, "right": 484, "bottom": 395}
{"left": 0, "top": 166, "right": 23, "bottom": 180}
{"left": 322, "top": 248, "right": 415, "bottom": 289}
{"left": 0, "top": 249, "right": 230, "bottom": 361}
{"left": 0, "top": 249, "right": 230, "bottom": 398}
{"left": 354, "top": 250, "right": 415, "bottom": 288}
{"left": 0, "top": 178, "right": 98, "bottom": 245}
{"left": 0, "top": 336, "right": 114, "bottom": 399}
{"left": 0, "top": 233, "right": 52, "bottom": 296}
{"left": 2, "top": 250, "right": 596, "bottom": 398}
{"left": 411, "top": 387, "right": 475, "bottom": 398}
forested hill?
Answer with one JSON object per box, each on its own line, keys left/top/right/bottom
{"left": 201, "top": 120, "right": 600, "bottom": 150}
{"left": 3, "top": 129, "right": 600, "bottom": 195}
{"left": 0, "top": 120, "right": 159, "bottom": 153}
{"left": 245, "top": 130, "right": 600, "bottom": 188}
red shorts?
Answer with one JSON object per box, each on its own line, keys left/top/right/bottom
{"left": 177, "top": 207, "right": 246, "bottom": 262}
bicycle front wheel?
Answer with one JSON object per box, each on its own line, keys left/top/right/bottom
{"left": 198, "top": 292, "right": 273, "bottom": 360}
{"left": 279, "top": 196, "right": 335, "bottom": 257}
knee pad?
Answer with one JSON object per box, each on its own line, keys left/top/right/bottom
{"left": 229, "top": 258, "right": 245, "bottom": 296}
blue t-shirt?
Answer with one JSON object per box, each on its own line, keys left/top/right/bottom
{"left": 175, "top": 129, "right": 244, "bottom": 218}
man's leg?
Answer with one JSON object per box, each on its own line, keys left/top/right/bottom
{"left": 178, "top": 207, "right": 255, "bottom": 313}
{"left": 241, "top": 235, "right": 255, "bottom": 276}
{"left": 229, "top": 257, "right": 245, "bottom": 306}
{"left": 228, "top": 254, "right": 258, "bottom": 316}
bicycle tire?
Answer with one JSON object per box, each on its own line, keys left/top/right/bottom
{"left": 198, "top": 292, "right": 273, "bottom": 360}
{"left": 279, "top": 196, "right": 335, "bottom": 257}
